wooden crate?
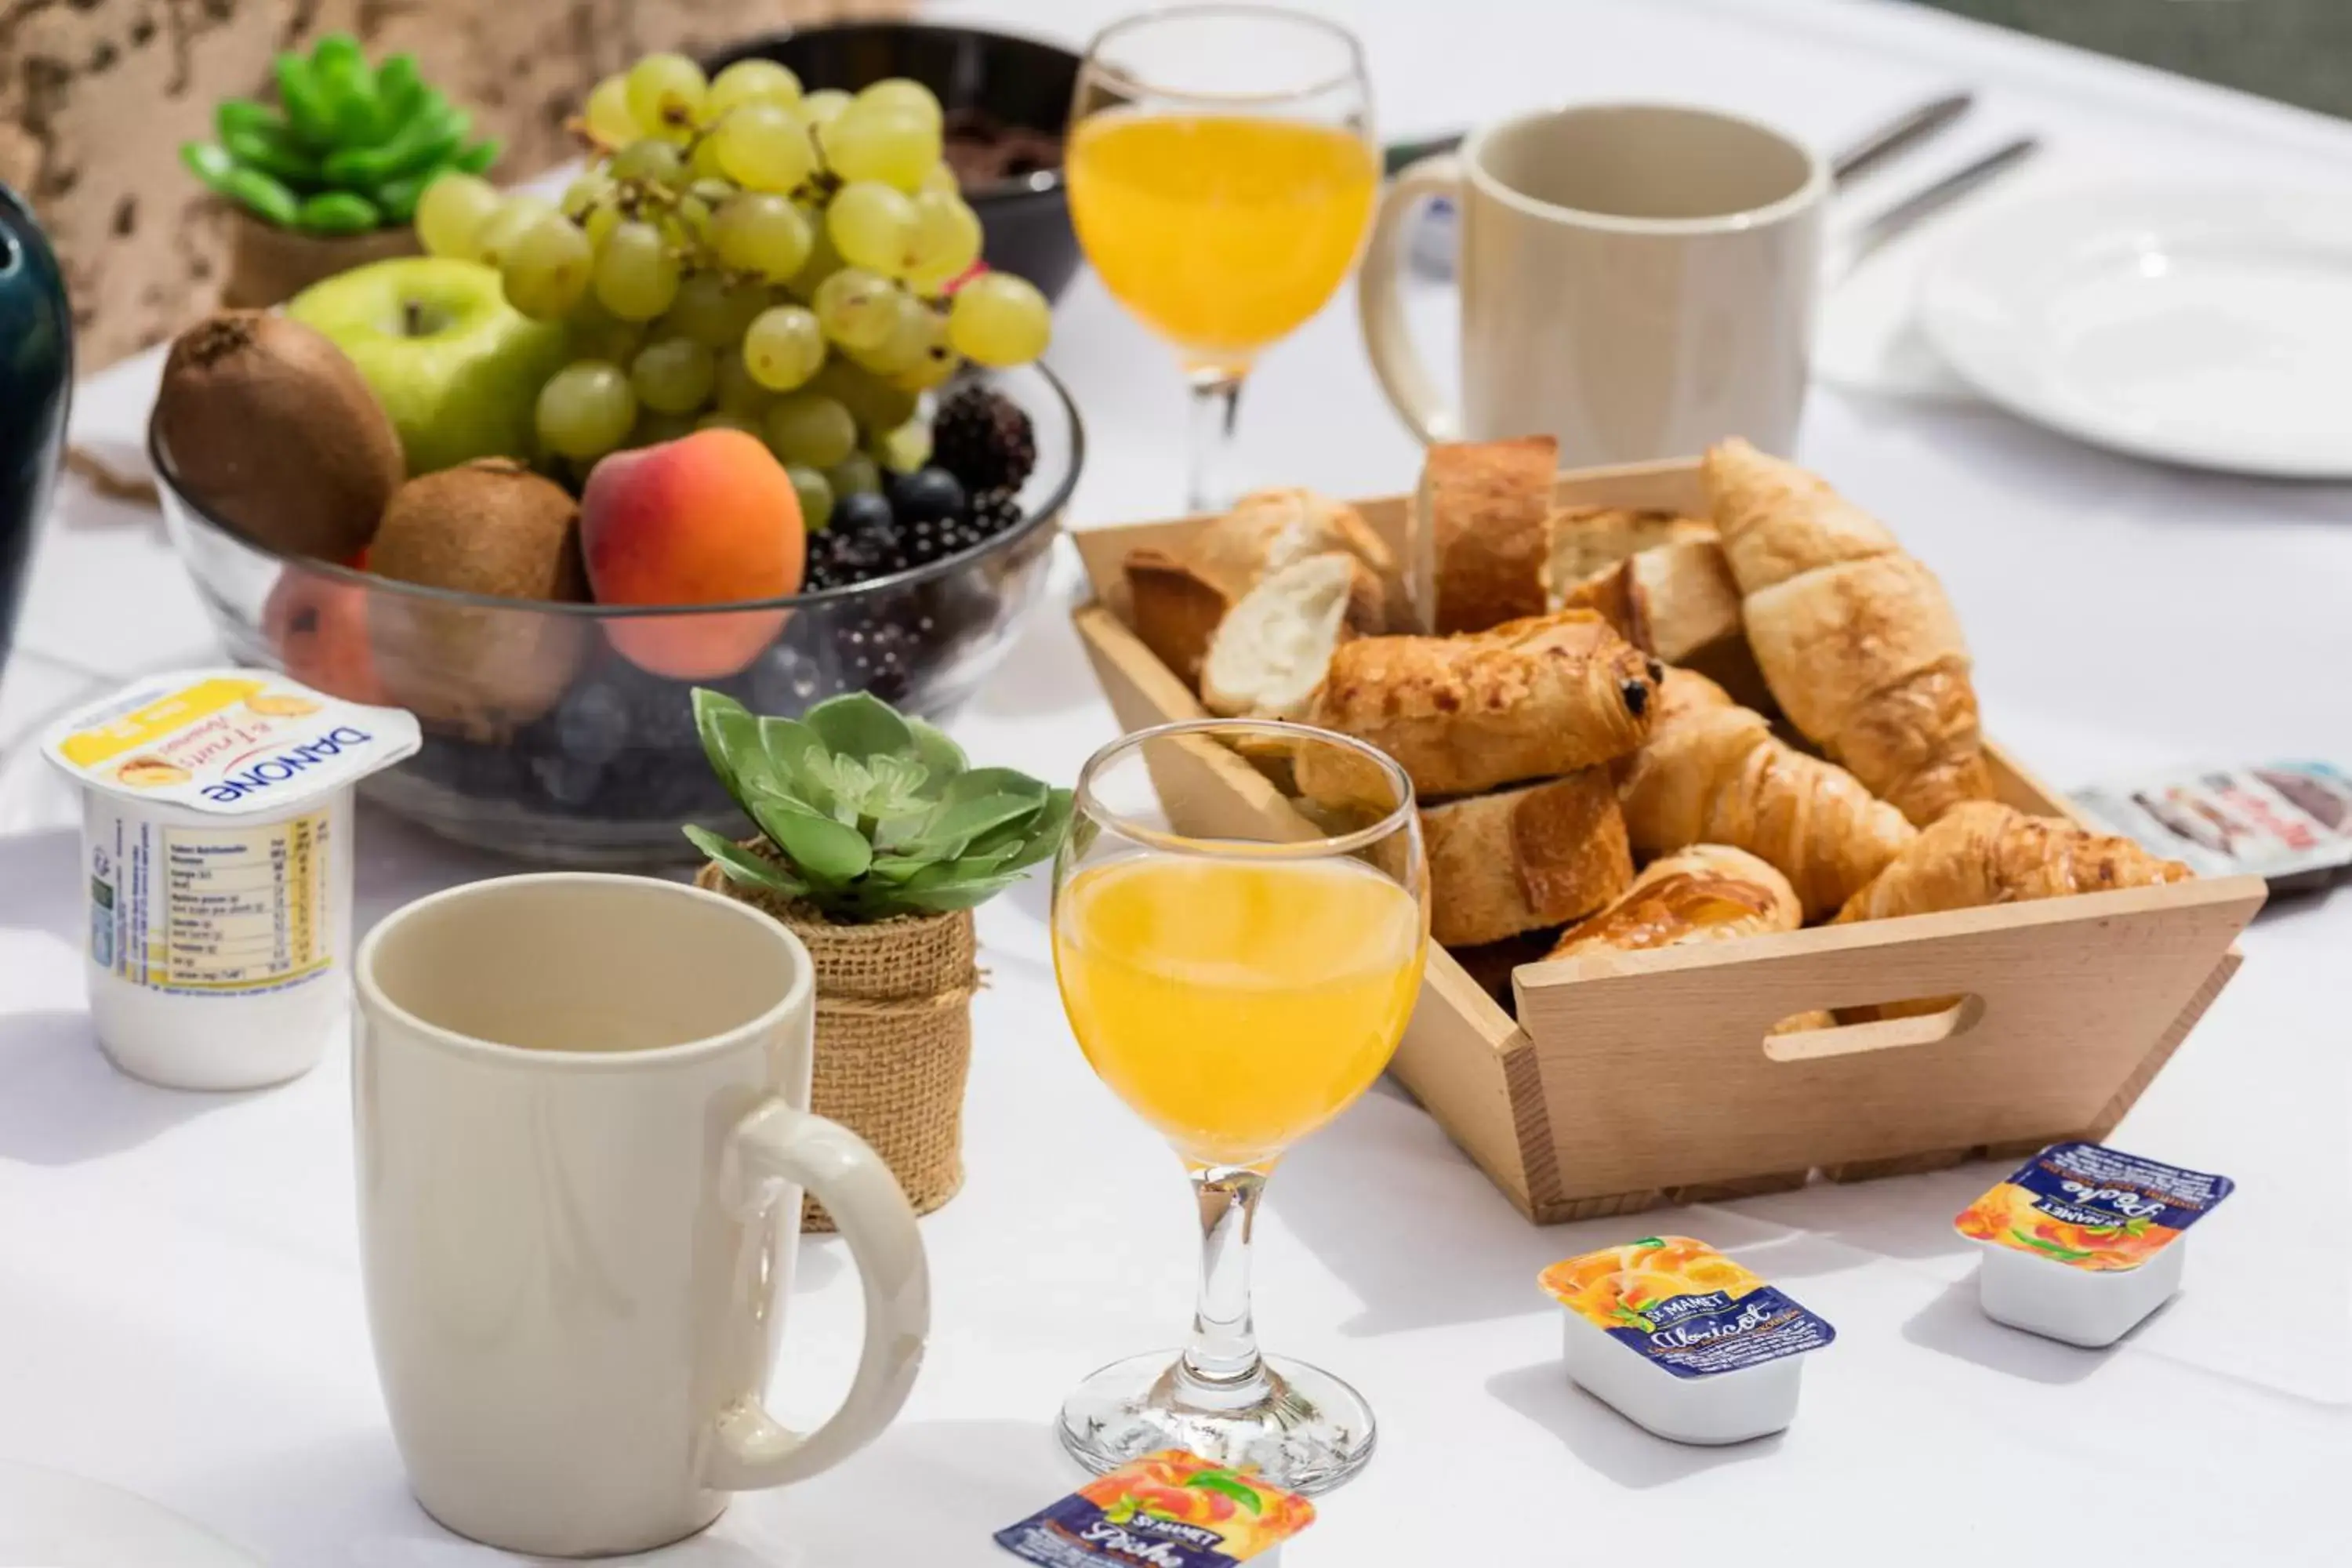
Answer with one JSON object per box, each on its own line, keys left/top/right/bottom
{"left": 1069, "top": 459, "right": 2267, "bottom": 1223}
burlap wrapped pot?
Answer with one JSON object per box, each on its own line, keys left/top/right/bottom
{"left": 220, "top": 205, "right": 420, "bottom": 310}
{"left": 695, "top": 852, "right": 979, "bottom": 1232}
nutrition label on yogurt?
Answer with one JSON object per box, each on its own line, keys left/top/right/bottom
{"left": 161, "top": 812, "right": 328, "bottom": 989}
{"left": 93, "top": 807, "right": 333, "bottom": 996}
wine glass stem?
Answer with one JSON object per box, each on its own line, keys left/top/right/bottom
{"left": 1185, "top": 368, "right": 1246, "bottom": 514}
{"left": 1177, "top": 1163, "right": 1271, "bottom": 1406}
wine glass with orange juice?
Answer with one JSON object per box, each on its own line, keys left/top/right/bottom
{"left": 1067, "top": 6, "right": 1378, "bottom": 509}
{"left": 1051, "top": 720, "right": 1428, "bottom": 1492}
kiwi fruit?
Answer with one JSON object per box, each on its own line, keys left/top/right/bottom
{"left": 154, "top": 312, "right": 403, "bottom": 564}
{"left": 367, "top": 459, "right": 590, "bottom": 739}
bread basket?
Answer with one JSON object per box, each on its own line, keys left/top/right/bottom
{"left": 1070, "top": 457, "right": 2265, "bottom": 1223}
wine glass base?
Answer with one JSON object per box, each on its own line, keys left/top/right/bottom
{"left": 1056, "top": 1350, "right": 1377, "bottom": 1496}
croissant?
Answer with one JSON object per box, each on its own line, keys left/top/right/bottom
{"left": 1835, "top": 800, "right": 2194, "bottom": 923}
{"left": 1548, "top": 844, "right": 1801, "bottom": 958}
{"left": 1703, "top": 439, "right": 1991, "bottom": 826}
{"left": 1294, "top": 609, "right": 1660, "bottom": 808}
{"left": 1617, "top": 670, "right": 1917, "bottom": 920}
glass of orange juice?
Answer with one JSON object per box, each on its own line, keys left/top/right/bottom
{"left": 1051, "top": 720, "right": 1428, "bottom": 1492}
{"left": 1067, "top": 6, "right": 1378, "bottom": 510}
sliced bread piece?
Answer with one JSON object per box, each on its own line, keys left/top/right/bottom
{"left": 1124, "top": 547, "right": 1231, "bottom": 690}
{"left": 1194, "top": 487, "right": 1396, "bottom": 602}
{"left": 1542, "top": 507, "right": 1716, "bottom": 589}
{"left": 1410, "top": 436, "right": 1558, "bottom": 635}
{"left": 1200, "top": 551, "right": 1385, "bottom": 720}
{"left": 1424, "top": 769, "right": 1634, "bottom": 948}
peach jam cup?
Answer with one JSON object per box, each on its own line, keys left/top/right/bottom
{"left": 1956, "top": 1141, "right": 2234, "bottom": 1348}
{"left": 994, "top": 1450, "right": 1315, "bottom": 1568}
{"left": 42, "top": 668, "right": 419, "bottom": 1090}
{"left": 1540, "top": 1236, "right": 1836, "bottom": 1446}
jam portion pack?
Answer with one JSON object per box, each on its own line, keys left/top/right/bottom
{"left": 2071, "top": 760, "right": 2352, "bottom": 890}
{"left": 996, "top": 1450, "right": 1315, "bottom": 1568}
{"left": 1538, "top": 1236, "right": 1835, "bottom": 1379}
{"left": 1955, "top": 1141, "right": 2234, "bottom": 1272}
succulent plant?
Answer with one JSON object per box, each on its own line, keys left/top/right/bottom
{"left": 181, "top": 33, "right": 500, "bottom": 235}
{"left": 688, "top": 689, "right": 1071, "bottom": 921}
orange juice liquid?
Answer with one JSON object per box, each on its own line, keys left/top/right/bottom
{"left": 1066, "top": 114, "right": 1379, "bottom": 370}
{"left": 1054, "top": 855, "right": 1425, "bottom": 1167}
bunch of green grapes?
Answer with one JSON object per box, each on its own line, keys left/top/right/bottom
{"left": 412, "top": 53, "right": 1052, "bottom": 492}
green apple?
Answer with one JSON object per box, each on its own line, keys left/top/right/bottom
{"left": 288, "top": 258, "right": 568, "bottom": 477}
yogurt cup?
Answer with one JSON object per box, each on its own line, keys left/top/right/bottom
{"left": 1540, "top": 1236, "right": 1835, "bottom": 1446}
{"left": 1955, "top": 1141, "right": 2234, "bottom": 1348}
{"left": 42, "top": 670, "right": 419, "bottom": 1091}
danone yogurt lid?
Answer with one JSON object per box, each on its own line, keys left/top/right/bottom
{"left": 43, "top": 669, "right": 419, "bottom": 815}
{"left": 1955, "top": 1141, "right": 2234, "bottom": 1272}
{"left": 1540, "top": 1236, "right": 1835, "bottom": 1379}
{"left": 995, "top": 1450, "right": 1315, "bottom": 1568}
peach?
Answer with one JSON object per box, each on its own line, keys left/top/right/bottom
{"left": 263, "top": 570, "right": 384, "bottom": 705}
{"left": 580, "top": 429, "right": 806, "bottom": 679}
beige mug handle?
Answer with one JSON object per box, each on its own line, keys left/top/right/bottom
{"left": 704, "top": 1098, "right": 929, "bottom": 1490}
{"left": 1358, "top": 153, "right": 1465, "bottom": 444}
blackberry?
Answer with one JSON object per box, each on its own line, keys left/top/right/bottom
{"left": 805, "top": 520, "right": 892, "bottom": 590}
{"left": 931, "top": 385, "right": 1036, "bottom": 495}
{"left": 965, "top": 486, "right": 1025, "bottom": 542}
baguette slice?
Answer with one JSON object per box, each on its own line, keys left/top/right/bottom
{"left": 1543, "top": 507, "right": 1717, "bottom": 589}
{"left": 1194, "top": 487, "right": 1396, "bottom": 604}
{"left": 1124, "top": 547, "right": 1231, "bottom": 690}
{"left": 1410, "top": 436, "right": 1558, "bottom": 634}
{"left": 1200, "top": 552, "right": 1386, "bottom": 720}
{"left": 1548, "top": 844, "right": 1799, "bottom": 959}
{"left": 1426, "top": 769, "right": 1632, "bottom": 947}
{"left": 1554, "top": 538, "right": 1769, "bottom": 710}
{"left": 1295, "top": 609, "right": 1661, "bottom": 808}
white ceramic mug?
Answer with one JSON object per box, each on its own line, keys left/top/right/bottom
{"left": 1359, "top": 103, "right": 1829, "bottom": 459}
{"left": 352, "top": 873, "right": 928, "bottom": 1558}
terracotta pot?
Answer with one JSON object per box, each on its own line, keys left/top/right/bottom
{"left": 695, "top": 853, "right": 980, "bottom": 1230}
{"left": 220, "top": 205, "right": 421, "bottom": 310}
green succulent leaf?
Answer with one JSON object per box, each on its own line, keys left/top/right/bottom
{"left": 993, "top": 788, "right": 1075, "bottom": 873}
{"left": 805, "top": 691, "right": 914, "bottom": 762}
{"left": 693, "top": 688, "right": 761, "bottom": 801}
{"left": 684, "top": 827, "right": 807, "bottom": 898}
{"left": 682, "top": 688, "right": 1065, "bottom": 922}
{"left": 894, "top": 874, "right": 1029, "bottom": 913}
{"left": 906, "top": 789, "right": 1047, "bottom": 858}
{"left": 757, "top": 716, "right": 829, "bottom": 803}
{"left": 753, "top": 798, "right": 874, "bottom": 886}
{"left": 905, "top": 716, "right": 967, "bottom": 782}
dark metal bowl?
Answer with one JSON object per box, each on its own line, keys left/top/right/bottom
{"left": 704, "top": 22, "right": 1082, "bottom": 304}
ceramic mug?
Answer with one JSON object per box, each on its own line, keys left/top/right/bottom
{"left": 1359, "top": 103, "right": 1829, "bottom": 459}
{"left": 352, "top": 873, "right": 928, "bottom": 1557}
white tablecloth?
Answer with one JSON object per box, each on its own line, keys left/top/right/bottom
{"left": 2, "top": 1, "right": 2347, "bottom": 1562}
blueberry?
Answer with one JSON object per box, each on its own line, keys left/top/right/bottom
{"left": 888, "top": 466, "right": 966, "bottom": 528}
{"left": 552, "top": 681, "right": 633, "bottom": 768}
{"left": 532, "top": 751, "right": 608, "bottom": 808}
{"left": 833, "top": 492, "right": 896, "bottom": 536}
{"left": 752, "top": 631, "right": 841, "bottom": 712}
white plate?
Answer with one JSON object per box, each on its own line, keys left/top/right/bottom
{"left": 1918, "top": 184, "right": 2352, "bottom": 477}
{"left": 0, "top": 1462, "right": 260, "bottom": 1566}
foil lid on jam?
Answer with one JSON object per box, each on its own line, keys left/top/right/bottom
{"left": 42, "top": 669, "right": 419, "bottom": 815}
{"left": 995, "top": 1450, "right": 1315, "bottom": 1568}
{"left": 1956, "top": 1141, "right": 2234, "bottom": 1272}
{"left": 1539, "top": 1236, "right": 1836, "bottom": 1379}
{"left": 2072, "top": 761, "right": 2352, "bottom": 891}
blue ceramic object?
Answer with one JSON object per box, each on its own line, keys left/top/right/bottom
{"left": 0, "top": 182, "right": 71, "bottom": 672}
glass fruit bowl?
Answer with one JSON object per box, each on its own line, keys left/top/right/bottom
{"left": 155, "top": 361, "right": 1081, "bottom": 866}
